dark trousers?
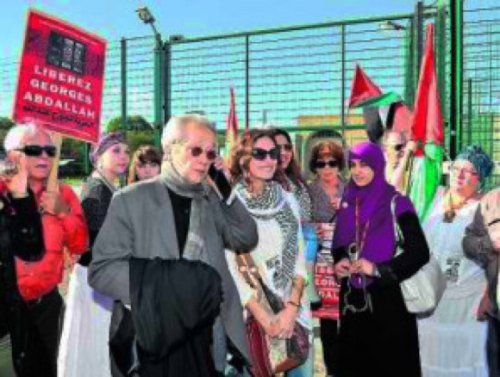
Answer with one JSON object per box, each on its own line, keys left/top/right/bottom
{"left": 9, "top": 289, "right": 63, "bottom": 377}
{"left": 487, "top": 316, "right": 500, "bottom": 377}
{"left": 319, "top": 318, "right": 340, "bottom": 376}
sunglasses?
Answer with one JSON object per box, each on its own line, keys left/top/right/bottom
{"left": 17, "top": 145, "right": 57, "bottom": 158}
{"left": 393, "top": 143, "right": 405, "bottom": 152}
{"left": 315, "top": 160, "right": 339, "bottom": 169}
{"left": 451, "top": 165, "right": 479, "bottom": 177}
{"left": 252, "top": 148, "right": 280, "bottom": 161}
{"left": 188, "top": 146, "right": 217, "bottom": 161}
{"left": 278, "top": 143, "right": 293, "bottom": 152}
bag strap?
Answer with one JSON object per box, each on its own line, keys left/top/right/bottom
{"left": 236, "top": 253, "right": 263, "bottom": 289}
{"left": 390, "top": 194, "right": 405, "bottom": 246}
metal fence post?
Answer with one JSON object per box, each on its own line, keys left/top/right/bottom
{"left": 415, "top": 0, "right": 425, "bottom": 72}
{"left": 435, "top": 0, "right": 447, "bottom": 123}
{"left": 154, "top": 35, "right": 163, "bottom": 148}
{"left": 163, "top": 40, "right": 171, "bottom": 134}
{"left": 245, "top": 35, "right": 250, "bottom": 129}
{"left": 341, "top": 24, "right": 346, "bottom": 136}
{"left": 467, "top": 78, "right": 472, "bottom": 145}
{"left": 450, "top": 0, "right": 463, "bottom": 159}
{"left": 121, "top": 38, "right": 128, "bottom": 131}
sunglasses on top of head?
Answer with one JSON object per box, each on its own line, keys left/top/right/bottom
{"left": 188, "top": 146, "right": 217, "bottom": 161}
{"left": 252, "top": 148, "right": 280, "bottom": 161}
{"left": 16, "top": 145, "right": 57, "bottom": 158}
{"left": 315, "top": 160, "right": 339, "bottom": 169}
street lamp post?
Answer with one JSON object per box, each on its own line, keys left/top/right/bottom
{"left": 136, "top": 6, "right": 163, "bottom": 148}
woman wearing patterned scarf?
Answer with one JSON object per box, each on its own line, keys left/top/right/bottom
{"left": 58, "top": 132, "right": 130, "bottom": 377}
{"left": 419, "top": 144, "right": 494, "bottom": 377}
{"left": 225, "top": 129, "right": 313, "bottom": 377}
{"left": 270, "top": 128, "right": 320, "bottom": 307}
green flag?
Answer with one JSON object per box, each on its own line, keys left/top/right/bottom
{"left": 408, "top": 142, "right": 443, "bottom": 221}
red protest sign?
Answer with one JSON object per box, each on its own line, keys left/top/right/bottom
{"left": 312, "top": 222, "right": 340, "bottom": 320}
{"left": 13, "top": 9, "right": 106, "bottom": 143}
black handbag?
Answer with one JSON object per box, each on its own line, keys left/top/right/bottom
{"left": 109, "top": 301, "right": 139, "bottom": 377}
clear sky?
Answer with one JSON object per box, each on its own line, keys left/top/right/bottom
{"left": 1, "top": 0, "right": 418, "bottom": 59}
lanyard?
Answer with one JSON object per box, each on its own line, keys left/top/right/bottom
{"left": 354, "top": 197, "right": 370, "bottom": 259}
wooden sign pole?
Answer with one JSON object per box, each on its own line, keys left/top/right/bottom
{"left": 47, "top": 132, "right": 62, "bottom": 192}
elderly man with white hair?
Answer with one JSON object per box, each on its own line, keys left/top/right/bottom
{"left": 1, "top": 123, "right": 88, "bottom": 377}
{"left": 89, "top": 114, "right": 258, "bottom": 377}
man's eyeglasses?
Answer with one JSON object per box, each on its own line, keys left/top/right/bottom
{"left": 315, "top": 160, "right": 339, "bottom": 169}
{"left": 252, "top": 148, "right": 280, "bottom": 161}
{"left": 16, "top": 145, "right": 57, "bottom": 158}
{"left": 278, "top": 143, "right": 293, "bottom": 152}
{"left": 451, "top": 165, "right": 479, "bottom": 177}
{"left": 188, "top": 146, "right": 217, "bottom": 161}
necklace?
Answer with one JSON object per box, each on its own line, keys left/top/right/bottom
{"left": 344, "top": 197, "right": 372, "bottom": 315}
{"left": 443, "top": 191, "right": 470, "bottom": 223}
{"left": 96, "top": 170, "right": 119, "bottom": 193}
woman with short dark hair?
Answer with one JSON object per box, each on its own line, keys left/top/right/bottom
{"left": 127, "top": 145, "right": 162, "bottom": 184}
{"left": 307, "top": 140, "right": 345, "bottom": 377}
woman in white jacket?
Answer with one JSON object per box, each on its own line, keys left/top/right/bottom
{"left": 225, "top": 128, "right": 313, "bottom": 377}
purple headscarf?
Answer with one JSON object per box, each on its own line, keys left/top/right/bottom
{"left": 90, "top": 132, "right": 127, "bottom": 166}
{"left": 332, "top": 142, "right": 414, "bottom": 284}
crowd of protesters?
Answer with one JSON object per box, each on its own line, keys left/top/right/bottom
{"left": 0, "top": 114, "right": 499, "bottom": 377}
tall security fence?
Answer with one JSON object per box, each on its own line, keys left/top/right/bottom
{"left": 0, "top": 0, "right": 500, "bottom": 184}
{"left": 462, "top": 0, "right": 500, "bottom": 187}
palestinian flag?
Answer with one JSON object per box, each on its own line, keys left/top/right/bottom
{"left": 408, "top": 23, "right": 444, "bottom": 221}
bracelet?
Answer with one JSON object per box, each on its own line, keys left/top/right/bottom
{"left": 286, "top": 300, "right": 300, "bottom": 309}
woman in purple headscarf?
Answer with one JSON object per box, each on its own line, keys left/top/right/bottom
{"left": 332, "top": 141, "right": 429, "bottom": 377}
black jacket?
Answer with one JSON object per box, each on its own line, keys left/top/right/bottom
{"left": 0, "top": 191, "right": 45, "bottom": 338}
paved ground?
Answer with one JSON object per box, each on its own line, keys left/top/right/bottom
{"left": 0, "top": 334, "right": 328, "bottom": 376}
{"left": 0, "top": 337, "right": 15, "bottom": 377}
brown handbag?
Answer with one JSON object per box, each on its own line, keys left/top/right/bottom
{"left": 235, "top": 253, "right": 310, "bottom": 376}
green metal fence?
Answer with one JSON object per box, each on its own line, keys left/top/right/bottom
{"left": 167, "top": 13, "right": 416, "bottom": 133}
{"left": 462, "top": 0, "right": 500, "bottom": 188}
{"left": 0, "top": 0, "right": 499, "bottom": 178}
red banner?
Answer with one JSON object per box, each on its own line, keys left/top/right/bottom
{"left": 312, "top": 223, "right": 340, "bottom": 320}
{"left": 13, "top": 9, "right": 106, "bottom": 143}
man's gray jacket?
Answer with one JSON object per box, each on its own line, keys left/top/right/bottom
{"left": 88, "top": 176, "right": 258, "bottom": 363}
